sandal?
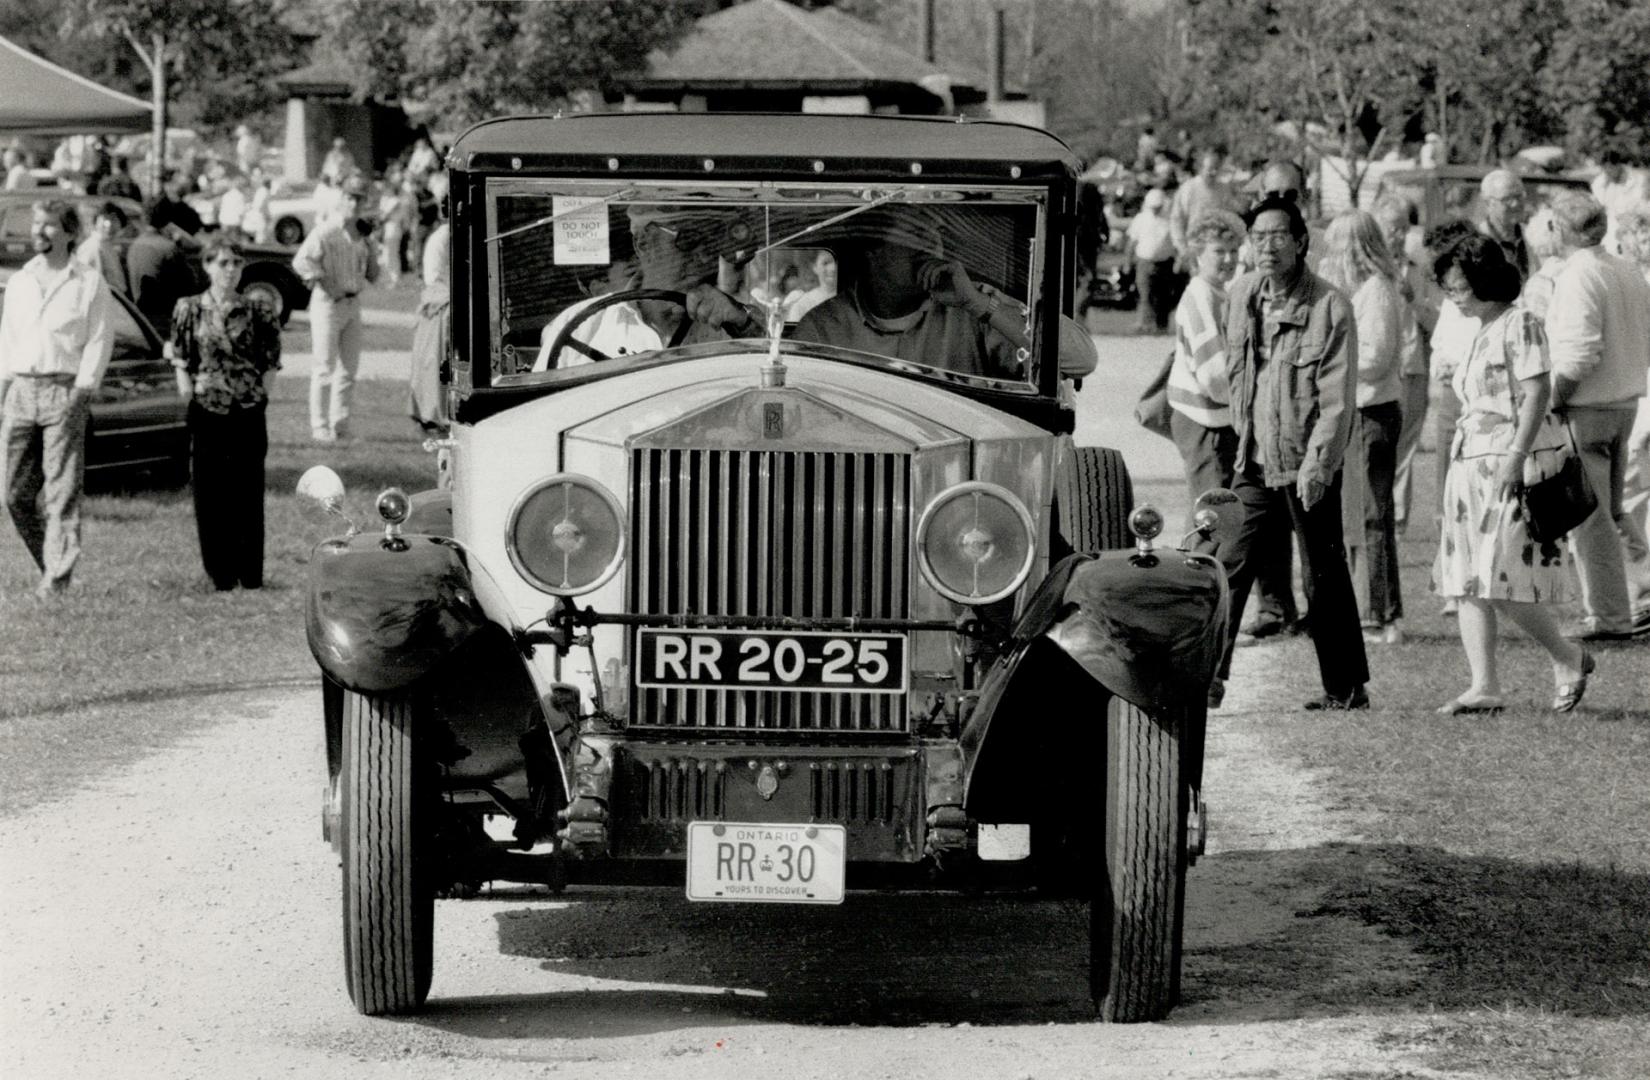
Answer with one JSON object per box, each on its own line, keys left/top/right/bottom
{"left": 1552, "top": 650, "right": 1596, "bottom": 714}
{"left": 1436, "top": 696, "right": 1505, "bottom": 716}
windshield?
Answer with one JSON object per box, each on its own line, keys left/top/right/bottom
{"left": 484, "top": 180, "right": 1047, "bottom": 390}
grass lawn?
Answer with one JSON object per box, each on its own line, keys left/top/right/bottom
{"left": 0, "top": 374, "right": 433, "bottom": 812}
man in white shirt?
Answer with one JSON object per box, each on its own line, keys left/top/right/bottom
{"left": 292, "top": 175, "right": 377, "bottom": 442}
{"left": 0, "top": 199, "right": 115, "bottom": 597}
{"left": 1128, "top": 187, "right": 1179, "bottom": 332}
{"left": 1544, "top": 192, "right": 1650, "bottom": 639}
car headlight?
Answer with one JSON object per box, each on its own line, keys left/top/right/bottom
{"left": 506, "top": 474, "right": 626, "bottom": 596}
{"left": 915, "top": 481, "right": 1036, "bottom": 605}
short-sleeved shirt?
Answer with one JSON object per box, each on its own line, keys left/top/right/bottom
{"left": 170, "top": 290, "right": 282, "bottom": 414}
{"left": 1452, "top": 306, "right": 1564, "bottom": 462}
{"left": 793, "top": 287, "right": 1023, "bottom": 380}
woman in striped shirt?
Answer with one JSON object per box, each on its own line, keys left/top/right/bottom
{"left": 1167, "top": 209, "right": 1246, "bottom": 499}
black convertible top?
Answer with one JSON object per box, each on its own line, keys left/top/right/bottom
{"left": 449, "top": 112, "right": 1080, "bottom": 184}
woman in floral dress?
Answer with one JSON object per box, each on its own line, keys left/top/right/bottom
{"left": 1431, "top": 236, "right": 1594, "bottom": 714}
{"left": 167, "top": 236, "right": 283, "bottom": 591}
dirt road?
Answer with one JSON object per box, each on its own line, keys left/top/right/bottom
{"left": 0, "top": 655, "right": 1461, "bottom": 1080}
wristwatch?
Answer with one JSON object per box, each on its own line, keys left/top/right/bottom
{"left": 972, "top": 290, "right": 1000, "bottom": 325}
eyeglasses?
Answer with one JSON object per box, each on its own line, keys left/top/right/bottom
{"left": 1248, "top": 230, "right": 1296, "bottom": 249}
{"left": 209, "top": 257, "right": 245, "bottom": 268}
{"left": 1439, "top": 279, "right": 1474, "bottom": 299}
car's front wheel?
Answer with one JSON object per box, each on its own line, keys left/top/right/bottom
{"left": 341, "top": 690, "right": 434, "bottom": 1016}
{"left": 1057, "top": 445, "right": 1134, "bottom": 553}
{"left": 1091, "top": 695, "right": 1187, "bottom": 1022}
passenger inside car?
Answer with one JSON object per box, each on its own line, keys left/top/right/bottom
{"left": 793, "top": 208, "right": 1096, "bottom": 381}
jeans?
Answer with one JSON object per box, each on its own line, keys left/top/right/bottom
{"left": 308, "top": 293, "right": 363, "bottom": 438}
{"left": 2, "top": 376, "right": 87, "bottom": 591}
{"left": 1218, "top": 465, "right": 1370, "bottom": 697}
{"left": 1564, "top": 405, "right": 1650, "bottom": 629}
{"left": 1357, "top": 401, "right": 1403, "bottom": 625}
{"left": 189, "top": 401, "right": 268, "bottom": 590}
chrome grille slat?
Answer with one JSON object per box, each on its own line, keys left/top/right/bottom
{"left": 631, "top": 447, "right": 910, "bottom": 734}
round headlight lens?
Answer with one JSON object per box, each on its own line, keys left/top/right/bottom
{"left": 507, "top": 474, "right": 626, "bottom": 596}
{"left": 916, "top": 481, "right": 1037, "bottom": 605}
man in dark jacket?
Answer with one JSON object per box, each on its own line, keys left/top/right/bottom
{"left": 125, "top": 203, "right": 198, "bottom": 336}
{"left": 1210, "top": 195, "right": 1371, "bottom": 710}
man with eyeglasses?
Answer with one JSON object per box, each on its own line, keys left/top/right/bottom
{"left": 1478, "top": 170, "right": 1529, "bottom": 280}
{"left": 1210, "top": 194, "right": 1371, "bottom": 710}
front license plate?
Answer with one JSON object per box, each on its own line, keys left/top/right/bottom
{"left": 685, "top": 822, "right": 846, "bottom": 904}
{"left": 635, "top": 629, "right": 907, "bottom": 693}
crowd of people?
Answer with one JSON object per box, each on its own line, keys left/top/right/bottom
{"left": 0, "top": 128, "right": 453, "bottom": 598}
{"left": 1161, "top": 159, "right": 1650, "bottom": 715}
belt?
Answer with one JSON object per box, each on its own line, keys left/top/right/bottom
{"left": 12, "top": 371, "right": 76, "bottom": 381}
{"left": 340, "top": 291, "right": 359, "bottom": 299}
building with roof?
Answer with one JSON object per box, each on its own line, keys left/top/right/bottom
{"left": 608, "top": 0, "right": 1041, "bottom": 123}
{"left": 274, "top": 59, "right": 420, "bottom": 182}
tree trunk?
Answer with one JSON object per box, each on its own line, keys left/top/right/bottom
{"left": 149, "top": 32, "right": 167, "bottom": 198}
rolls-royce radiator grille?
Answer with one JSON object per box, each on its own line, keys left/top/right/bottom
{"left": 630, "top": 448, "right": 911, "bottom": 733}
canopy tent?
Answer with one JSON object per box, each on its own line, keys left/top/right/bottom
{"left": 0, "top": 35, "right": 150, "bottom": 134}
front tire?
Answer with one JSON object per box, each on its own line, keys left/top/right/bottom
{"left": 1091, "top": 696, "right": 1187, "bottom": 1022}
{"left": 341, "top": 690, "right": 434, "bottom": 1016}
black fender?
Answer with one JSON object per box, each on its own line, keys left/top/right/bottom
{"left": 961, "top": 551, "right": 1227, "bottom": 817}
{"left": 305, "top": 531, "right": 487, "bottom": 695}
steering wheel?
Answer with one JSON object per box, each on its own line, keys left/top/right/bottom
{"left": 540, "top": 288, "right": 691, "bottom": 369}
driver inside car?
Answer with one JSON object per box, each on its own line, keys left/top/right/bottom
{"left": 534, "top": 204, "right": 761, "bottom": 371}
{"left": 793, "top": 208, "right": 1096, "bottom": 381}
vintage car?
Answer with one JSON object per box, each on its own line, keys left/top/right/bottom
{"left": 300, "top": 113, "right": 1231, "bottom": 1023}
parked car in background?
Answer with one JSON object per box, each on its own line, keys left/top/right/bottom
{"left": 1372, "top": 164, "right": 1594, "bottom": 230}
{"left": 265, "top": 178, "right": 327, "bottom": 247}
{"left": 0, "top": 280, "right": 189, "bottom": 484}
{"left": 0, "top": 192, "right": 309, "bottom": 323}
{"left": 298, "top": 112, "right": 1233, "bottom": 1024}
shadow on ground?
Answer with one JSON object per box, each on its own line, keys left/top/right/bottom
{"left": 408, "top": 842, "right": 1650, "bottom": 1037}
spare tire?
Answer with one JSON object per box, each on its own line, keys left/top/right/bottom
{"left": 1056, "top": 446, "right": 1134, "bottom": 553}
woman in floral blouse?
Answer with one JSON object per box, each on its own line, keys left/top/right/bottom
{"left": 166, "top": 236, "right": 283, "bottom": 590}
{"left": 1430, "top": 236, "right": 1594, "bottom": 714}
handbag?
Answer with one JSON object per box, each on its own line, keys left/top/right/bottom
{"left": 1518, "top": 427, "right": 1596, "bottom": 543}
{"left": 1498, "top": 335, "right": 1597, "bottom": 543}
{"left": 1134, "top": 348, "right": 1175, "bottom": 440}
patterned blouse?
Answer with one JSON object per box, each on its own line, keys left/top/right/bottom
{"left": 170, "top": 291, "right": 282, "bottom": 414}
{"left": 1450, "top": 306, "right": 1566, "bottom": 464}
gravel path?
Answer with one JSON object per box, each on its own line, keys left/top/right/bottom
{"left": 0, "top": 667, "right": 1451, "bottom": 1080}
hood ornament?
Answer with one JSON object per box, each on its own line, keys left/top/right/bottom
{"left": 759, "top": 297, "right": 786, "bottom": 388}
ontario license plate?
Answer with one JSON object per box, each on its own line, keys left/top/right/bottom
{"left": 685, "top": 822, "right": 846, "bottom": 904}
{"left": 635, "top": 629, "right": 907, "bottom": 693}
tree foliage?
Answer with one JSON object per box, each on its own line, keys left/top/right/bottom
{"left": 319, "top": 0, "right": 699, "bottom": 129}
{"left": 1541, "top": 0, "right": 1650, "bottom": 155}
{"left": 64, "top": 0, "right": 304, "bottom": 130}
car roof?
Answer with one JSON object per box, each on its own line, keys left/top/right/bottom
{"left": 450, "top": 112, "right": 1080, "bottom": 183}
